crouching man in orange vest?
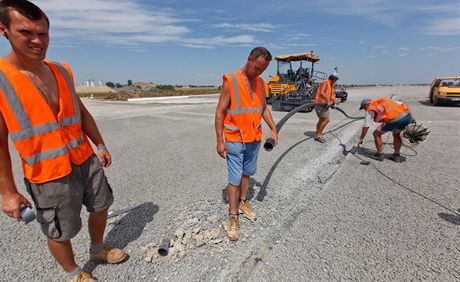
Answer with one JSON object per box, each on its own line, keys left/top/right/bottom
{"left": 0, "top": 1, "right": 126, "bottom": 281}
{"left": 358, "top": 97, "right": 413, "bottom": 163}
{"left": 215, "top": 47, "right": 278, "bottom": 241}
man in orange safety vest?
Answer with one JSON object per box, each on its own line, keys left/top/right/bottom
{"left": 313, "top": 73, "right": 339, "bottom": 143}
{"left": 0, "top": 1, "right": 126, "bottom": 281}
{"left": 215, "top": 47, "right": 278, "bottom": 241}
{"left": 358, "top": 97, "right": 413, "bottom": 162}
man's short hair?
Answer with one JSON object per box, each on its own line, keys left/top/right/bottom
{"left": 0, "top": 0, "right": 49, "bottom": 28}
{"left": 249, "top": 47, "right": 272, "bottom": 61}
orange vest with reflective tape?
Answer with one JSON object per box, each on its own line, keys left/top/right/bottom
{"left": 0, "top": 59, "right": 94, "bottom": 183}
{"left": 223, "top": 71, "right": 266, "bottom": 143}
{"left": 366, "top": 97, "right": 410, "bottom": 123}
{"left": 314, "top": 79, "right": 335, "bottom": 104}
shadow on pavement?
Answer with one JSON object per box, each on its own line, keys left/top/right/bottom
{"left": 419, "top": 100, "right": 460, "bottom": 107}
{"left": 221, "top": 178, "right": 260, "bottom": 204}
{"left": 256, "top": 137, "right": 313, "bottom": 202}
{"left": 83, "top": 202, "right": 158, "bottom": 272}
{"left": 303, "top": 131, "right": 316, "bottom": 138}
{"left": 438, "top": 212, "right": 460, "bottom": 225}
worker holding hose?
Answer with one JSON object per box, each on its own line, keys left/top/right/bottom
{"left": 314, "top": 73, "right": 339, "bottom": 143}
{"left": 215, "top": 47, "right": 278, "bottom": 241}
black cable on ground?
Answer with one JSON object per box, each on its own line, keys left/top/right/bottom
{"left": 329, "top": 132, "right": 458, "bottom": 215}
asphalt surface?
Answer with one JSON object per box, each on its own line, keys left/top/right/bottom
{"left": 0, "top": 86, "right": 458, "bottom": 281}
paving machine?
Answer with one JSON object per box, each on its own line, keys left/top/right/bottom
{"left": 267, "top": 51, "right": 347, "bottom": 111}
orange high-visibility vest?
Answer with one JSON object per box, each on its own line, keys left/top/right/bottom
{"left": 223, "top": 71, "right": 266, "bottom": 143}
{"left": 314, "top": 79, "right": 335, "bottom": 104}
{"left": 0, "top": 59, "right": 94, "bottom": 183}
{"left": 366, "top": 98, "right": 410, "bottom": 123}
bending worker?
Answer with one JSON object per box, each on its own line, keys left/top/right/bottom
{"left": 313, "top": 73, "right": 339, "bottom": 143}
{"left": 358, "top": 97, "right": 413, "bottom": 162}
{"left": 215, "top": 47, "right": 278, "bottom": 241}
{"left": 0, "top": 1, "right": 126, "bottom": 281}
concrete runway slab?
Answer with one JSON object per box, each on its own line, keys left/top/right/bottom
{"left": 0, "top": 86, "right": 458, "bottom": 281}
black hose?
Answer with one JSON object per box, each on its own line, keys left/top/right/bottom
{"left": 264, "top": 103, "right": 364, "bottom": 151}
{"left": 264, "top": 102, "right": 316, "bottom": 151}
{"left": 333, "top": 106, "right": 363, "bottom": 120}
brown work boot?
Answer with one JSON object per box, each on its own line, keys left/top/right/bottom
{"left": 227, "top": 215, "right": 240, "bottom": 241}
{"left": 67, "top": 271, "right": 97, "bottom": 282}
{"left": 239, "top": 200, "right": 257, "bottom": 221}
{"left": 90, "top": 244, "right": 128, "bottom": 264}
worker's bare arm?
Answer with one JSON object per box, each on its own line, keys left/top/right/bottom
{"left": 214, "top": 81, "right": 230, "bottom": 158}
{"left": 359, "top": 127, "right": 369, "bottom": 144}
{"left": 262, "top": 92, "right": 278, "bottom": 145}
{"left": 0, "top": 113, "right": 31, "bottom": 217}
{"left": 78, "top": 98, "right": 112, "bottom": 167}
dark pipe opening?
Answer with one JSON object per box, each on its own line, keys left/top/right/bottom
{"left": 158, "top": 238, "right": 170, "bottom": 256}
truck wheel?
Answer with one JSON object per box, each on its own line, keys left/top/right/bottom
{"left": 432, "top": 94, "right": 439, "bottom": 106}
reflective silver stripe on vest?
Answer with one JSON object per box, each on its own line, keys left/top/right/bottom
{"left": 10, "top": 122, "right": 59, "bottom": 141}
{"left": 52, "top": 62, "right": 81, "bottom": 125}
{"left": 227, "top": 107, "right": 263, "bottom": 115}
{"left": 384, "top": 103, "right": 400, "bottom": 116}
{"left": 225, "top": 73, "right": 264, "bottom": 115}
{"left": 0, "top": 70, "right": 32, "bottom": 130}
{"left": 60, "top": 114, "right": 81, "bottom": 127}
{"left": 0, "top": 70, "right": 61, "bottom": 142}
{"left": 376, "top": 100, "right": 392, "bottom": 121}
{"left": 224, "top": 124, "right": 240, "bottom": 131}
{"left": 368, "top": 106, "right": 384, "bottom": 122}
{"left": 23, "top": 146, "right": 68, "bottom": 166}
{"left": 67, "top": 135, "right": 84, "bottom": 149}
{"left": 231, "top": 72, "right": 240, "bottom": 110}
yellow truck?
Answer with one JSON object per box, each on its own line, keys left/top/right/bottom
{"left": 428, "top": 76, "right": 460, "bottom": 105}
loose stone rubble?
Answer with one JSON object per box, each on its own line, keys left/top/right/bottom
{"left": 142, "top": 213, "right": 230, "bottom": 263}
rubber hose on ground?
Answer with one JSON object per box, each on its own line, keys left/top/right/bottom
{"left": 264, "top": 102, "right": 316, "bottom": 151}
{"left": 264, "top": 103, "right": 364, "bottom": 152}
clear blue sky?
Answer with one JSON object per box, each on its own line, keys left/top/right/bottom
{"left": 1, "top": 0, "right": 459, "bottom": 86}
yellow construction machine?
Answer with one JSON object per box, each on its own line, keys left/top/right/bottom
{"left": 267, "top": 51, "right": 347, "bottom": 111}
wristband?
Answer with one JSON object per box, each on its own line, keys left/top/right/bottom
{"left": 97, "top": 145, "right": 107, "bottom": 151}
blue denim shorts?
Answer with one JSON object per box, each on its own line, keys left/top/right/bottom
{"left": 382, "top": 113, "right": 412, "bottom": 132}
{"left": 226, "top": 141, "right": 261, "bottom": 186}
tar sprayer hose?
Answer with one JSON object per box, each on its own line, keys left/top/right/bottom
{"left": 333, "top": 106, "right": 363, "bottom": 120}
{"left": 263, "top": 103, "right": 363, "bottom": 151}
{"left": 264, "top": 102, "right": 316, "bottom": 151}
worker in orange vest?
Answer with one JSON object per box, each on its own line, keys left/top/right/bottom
{"left": 358, "top": 97, "right": 413, "bottom": 162}
{"left": 215, "top": 47, "right": 278, "bottom": 241}
{"left": 313, "top": 73, "right": 339, "bottom": 143}
{"left": 0, "top": 1, "right": 126, "bottom": 281}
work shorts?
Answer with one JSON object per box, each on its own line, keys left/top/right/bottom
{"left": 25, "top": 154, "right": 114, "bottom": 241}
{"left": 315, "top": 104, "right": 330, "bottom": 119}
{"left": 226, "top": 141, "right": 261, "bottom": 186}
{"left": 381, "top": 113, "right": 413, "bottom": 132}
